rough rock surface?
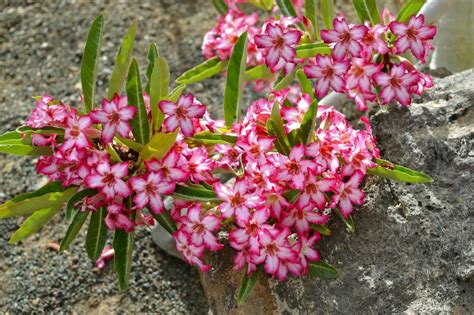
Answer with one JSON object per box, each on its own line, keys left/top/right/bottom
{"left": 200, "top": 69, "right": 474, "bottom": 314}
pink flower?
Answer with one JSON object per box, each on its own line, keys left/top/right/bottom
{"left": 129, "top": 172, "right": 175, "bottom": 214}
{"left": 214, "top": 178, "right": 261, "bottom": 224}
{"left": 321, "top": 16, "right": 368, "bottom": 60}
{"left": 185, "top": 147, "right": 215, "bottom": 183}
{"left": 84, "top": 161, "right": 131, "bottom": 201}
{"left": 373, "top": 63, "right": 419, "bottom": 106}
{"left": 251, "top": 228, "right": 296, "bottom": 277}
{"left": 144, "top": 150, "right": 189, "bottom": 182}
{"left": 95, "top": 245, "right": 115, "bottom": 270}
{"left": 237, "top": 130, "right": 274, "bottom": 165}
{"left": 304, "top": 55, "right": 350, "bottom": 98}
{"left": 297, "top": 173, "right": 336, "bottom": 210}
{"left": 89, "top": 94, "right": 137, "bottom": 144}
{"left": 293, "top": 234, "right": 320, "bottom": 269}
{"left": 104, "top": 201, "right": 135, "bottom": 232}
{"left": 345, "top": 57, "right": 382, "bottom": 92}
{"left": 347, "top": 87, "right": 376, "bottom": 111}
{"left": 229, "top": 207, "right": 273, "bottom": 254}
{"left": 61, "top": 113, "right": 93, "bottom": 152}
{"left": 255, "top": 23, "right": 302, "bottom": 72}
{"left": 277, "top": 145, "right": 317, "bottom": 190}
{"left": 181, "top": 204, "right": 223, "bottom": 251}
{"left": 361, "top": 24, "right": 389, "bottom": 55}
{"left": 331, "top": 171, "right": 365, "bottom": 218}
{"left": 389, "top": 14, "right": 437, "bottom": 62}
{"left": 159, "top": 93, "right": 206, "bottom": 137}
{"left": 281, "top": 206, "right": 329, "bottom": 234}
{"left": 173, "top": 230, "right": 211, "bottom": 272}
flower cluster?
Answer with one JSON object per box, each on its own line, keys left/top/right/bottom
{"left": 202, "top": 6, "right": 437, "bottom": 110}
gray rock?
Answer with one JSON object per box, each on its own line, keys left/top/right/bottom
{"left": 199, "top": 68, "right": 474, "bottom": 314}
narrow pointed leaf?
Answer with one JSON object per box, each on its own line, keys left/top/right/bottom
{"left": 305, "top": 0, "right": 320, "bottom": 40}
{"left": 0, "top": 143, "right": 53, "bottom": 156}
{"left": 237, "top": 266, "right": 260, "bottom": 305}
{"left": 151, "top": 211, "right": 177, "bottom": 234}
{"left": 268, "top": 101, "right": 291, "bottom": 155}
{"left": 9, "top": 206, "right": 62, "bottom": 244}
{"left": 352, "top": 0, "right": 381, "bottom": 25}
{"left": 126, "top": 58, "right": 150, "bottom": 144}
{"left": 0, "top": 187, "right": 77, "bottom": 219}
{"left": 282, "top": 189, "right": 301, "bottom": 204}
{"left": 395, "top": 0, "right": 426, "bottom": 23}
{"left": 86, "top": 207, "right": 108, "bottom": 261}
{"left": 212, "top": 0, "right": 228, "bottom": 15}
{"left": 308, "top": 260, "right": 338, "bottom": 278}
{"left": 172, "top": 185, "right": 219, "bottom": 202}
{"left": 189, "top": 130, "right": 237, "bottom": 146}
{"left": 169, "top": 84, "right": 186, "bottom": 102}
{"left": 81, "top": 15, "right": 104, "bottom": 112}
{"left": 224, "top": 32, "right": 248, "bottom": 126}
{"left": 296, "top": 69, "right": 315, "bottom": 100}
{"left": 311, "top": 224, "right": 332, "bottom": 236}
{"left": 367, "top": 158, "right": 433, "bottom": 183}
{"left": 107, "top": 22, "right": 137, "bottom": 99}
{"left": 295, "top": 43, "right": 331, "bottom": 59}
{"left": 320, "top": 0, "right": 335, "bottom": 29}
{"left": 139, "top": 130, "right": 178, "bottom": 161}
{"left": 145, "top": 43, "right": 160, "bottom": 94}
{"left": 176, "top": 56, "right": 227, "bottom": 85}
{"left": 245, "top": 64, "right": 272, "bottom": 81}
{"left": 16, "top": 126, "right": 64, "bottom": 135}
{"left": 296, "top": 99, "right": 318, "bottom": 145}
{"left": 115, "top": 136, "right": 143, "bottom": 152}
{"left": 273, "top": 69, "right": 297, "bottom": 90}
{"left": 149, "top": 57, "right": 170, "bottom": 132}
{"left": 276, "top": 0, "right": 298, "bottom": 17}
{"left": 267, "top": 119, "right": 290, "bottom": 155}
{"left": 59, "top": 210, "right": 89, "bottom": 252}
{"left": 65, "top": 189, "right": 97, "bottom": 221}
{"left": 7, "top": 181, "right": 66, "bottom": 204}
{"left": 113, "top": 227, "right": 134, "bottom": 291}
{"left": 335, "top": 208, "right": 356, "bottom": 233}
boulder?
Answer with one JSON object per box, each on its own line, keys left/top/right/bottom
{"left": 199, "top": 69, "right": 474, "bottom": 314}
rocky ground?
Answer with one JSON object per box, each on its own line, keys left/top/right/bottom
{"left": 1, "top": 1, "right": 473, "bottom": 314}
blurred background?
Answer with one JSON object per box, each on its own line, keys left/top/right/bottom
{"left": 0, "top": 0, "right": 472, "bottom": 313}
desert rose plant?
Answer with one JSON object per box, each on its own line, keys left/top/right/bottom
{"left": 0, "top": 0, "right": 436, "bottom": 304}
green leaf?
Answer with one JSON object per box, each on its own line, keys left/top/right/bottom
{"left": 126, "top": 58, "right": 150, "bottom": 145}
{"left": 245, "top": 64, "right": 273, "bottom": 81}
{"left": 308, "top": 260, "right": 338, "bottom": 279}
{"left": 224, "top": 32, "right": 248, "bottom": 127}
{"left": 65, "top": 189, "right": 97, "bottom": 222}
{"left": 85, "top": 207, "right": 108, "bottom": 261}
{"left": 0, "top": 131, "right": 22, "bottom": 142}
{"left": 8, "top": 206, "right": 63, "bottom": 244}
{"left": 113, "top": 227, "right": 134, "bottom": 291}
{"left": 311, "top": 224, "right": 332, "bottom": 236}
{"left": 0, "top": 187, "right": 76, "bottom": 219}
{"left": 151, "top": 211, "right": 177, "bottom": 234}
{"left": 190, "top": 130, "right": 237, "bottom": 145}
{"left": 296, "top": 98, "right": 318, "bottom": 145}
{"left": 282, "top": 189, "right": 301, "bottom": 204}
{"left": 139, "top": 130, "right": 178, "bottom": 161}
{"left": 273, "top": 69, "right": 297, "bottom": 91}
{"left": 395, "top": 0, "right": 426, "bottom": 23}
{"left": 0, "top": 143, "right": 53, "bottom": 156}
{"left": 16, "top": 126, "right": 64, "bottom": 135}
{"left": 320, "top": 0, "right": 335, "bottom": 29}
{"left": 237, "top": 266, "right": 260, "bottom": 305}
{"left": 367, "top": 158, "right": 433, "bottom": 183}
{"left": 172, "top": 184, "right": 219, "bottom": 202}
{"left": 149, "top": 57, "right": 170, "bottom": 132}
{"left": 176, "top": 56, "right": 227, "bottom": 85}
{"left": 107, "top": 22, "right": 137, "bottom": 99}
{"left": 276, "top": 0, "right": 298, "bottom": 17}
{"left": 295, "top": 43, "right": 331, "bottom": 59}
{"left": 304, "top": 0, "right": 320, "bottom": 40}
{"left": 7, "top": 181, "right": 66, "bottom": 204}
{"left": 268, "top": 102, "right": 291, "bottom": 155}
{"left": 115, "top": 136, "right": 143, "bottom": 152}
{"left": 212, "top": 0, "right": 228, "bottom": 15}
{"left": 80, "top": 15, "right": 104, "bottom": 112}
{"left": 352, "top": 0, "right": 382, "bottom": 25}
{"left": 145, "top": 43, "right": 160, "bottom": 94}
{"left": 296, "top": 69, "right": 315, "bottom": 100}
{"left": 59, "top": 210, "right": 89, "bottom": 252}
{"left": 168, "top": 84, "right": 186, "bottom": 102}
